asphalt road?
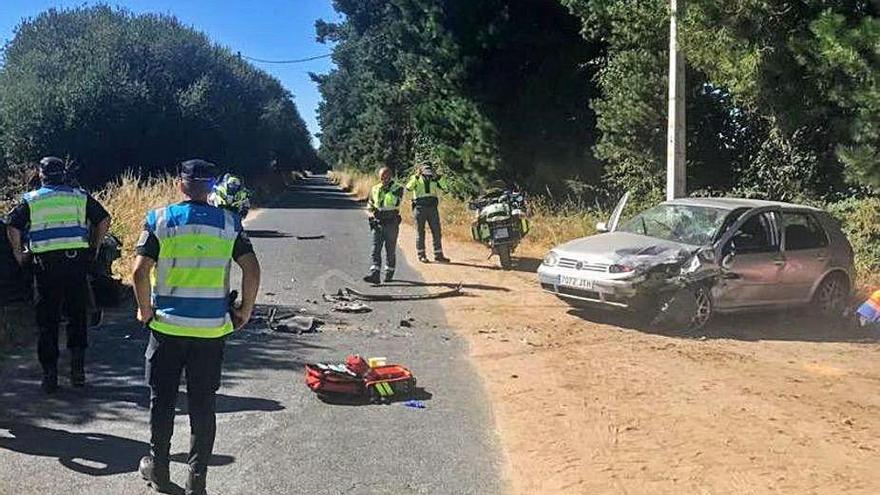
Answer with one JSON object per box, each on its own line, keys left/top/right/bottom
{"left": 0, "top": 176, "right": 502, "bottom": 495}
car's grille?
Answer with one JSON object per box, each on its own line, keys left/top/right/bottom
{"left": 557, "top": 257, "right": 609, "bottom": 272}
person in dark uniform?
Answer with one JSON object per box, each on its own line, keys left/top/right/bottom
{"left": 5, "top": 157, "right": 111, "bottom": 393}
{"left": 405, "top": 164, "right": 450, "bottom": 263}
{"left": 132, "top": 159, "right": 261, "bottom": 495}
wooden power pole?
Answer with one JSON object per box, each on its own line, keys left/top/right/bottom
{"left": 666, "top": 0, "right": 686, "bottom": 200}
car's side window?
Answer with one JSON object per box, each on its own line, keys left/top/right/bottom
{"left": 730, "top": 212, "right": 779, "bottom": 254}
{"left": 781, "top": 212, "right": 828, "bottom": 251}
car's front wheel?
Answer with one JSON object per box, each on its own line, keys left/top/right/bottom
{"left": 688, "top": 286, "right": 713, "bottom": 331}
{"left": 813, "top": 272, "right": 849, "bottom": 318}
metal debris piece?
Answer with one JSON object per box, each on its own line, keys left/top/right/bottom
{"left": 296, "top": 235, "right": 325, "bottom": 240}
{"left": 332, "top": 301, "right": 372, "bottom": 313}
{"left": 342, "top": 283, "right": 463, "bottom": 302}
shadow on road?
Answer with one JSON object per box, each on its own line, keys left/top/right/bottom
{"left": 265, "top": 177, "right": 364, "bottom": 210}
{"left": 440, "top": 256, "right": 542, "bottom": 274}
{"left": 316, "top": 387, "right": 433, "bottom": 407}
{"left": 245, "top": 229, "right": 293, "bottom": 238}
{"left": 0, "top": 421, "right": 146, "bottom": 476}
{"left": 566, "top": 306, "right": 880, "bottom": 344}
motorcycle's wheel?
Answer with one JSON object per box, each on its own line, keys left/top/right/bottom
{"left": 497, "top": 244, "right": 513, "bottom": 270}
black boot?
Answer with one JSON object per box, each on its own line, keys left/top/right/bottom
{"left": 362, "top": 271, "right": 380, "bottom": 285}
{"left": 434, "top": 254, "right": 450, "bottom": 263}
{"left": 70, "top": 348, "right": 86, "bottom": 388}
{"left": 139, "top": 455, "right": 171, "bottom": 492}
{"left": 418, "top": 254, "right": 430, "bottom": 263}
{"left": 41, "top": 366, "right": 58, "bottom": 394}
{"left": 186, "top": 468, "right": 208, "bottom": 495}
{"left": 384, "top": 270, "right": 395, "bottom": 283}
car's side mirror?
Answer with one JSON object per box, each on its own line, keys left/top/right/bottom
{"left": 697, "top": 246, "right": 716, "bottom": 263}
{"left": 721, "top": 252, "right": 736, "bottom": 270}
{"left": 596, "top": 221, "right": 608, "bottom": 233}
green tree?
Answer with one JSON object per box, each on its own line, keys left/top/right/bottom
{"left": 0, "top": 6, "right": 318, "bottom": 185}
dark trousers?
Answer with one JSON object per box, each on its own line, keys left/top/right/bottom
{"left": 33, "top": 254, "right": 89, "bottom": 371}
{"left": 145, "top": 331, "right": 225, "bottom": 476}
{"left": 414, "top": 204, "right": 443, "bottom": 256}
{"left": 370, "top": 220, "right": 399, "bottom": 273}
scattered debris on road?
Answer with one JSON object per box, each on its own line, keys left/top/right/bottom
{"left": 403, "top": 400, "right": 426, "bottom": 409}
{"left": 341, "top": 283, "right": 464, "bottom": 301}
{"left": 296, "top": 234, "right": 325, "bottom": 240}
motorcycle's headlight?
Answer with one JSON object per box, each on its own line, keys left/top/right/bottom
{"left": 543, "top": 251, "right": 559, "bottom": 267}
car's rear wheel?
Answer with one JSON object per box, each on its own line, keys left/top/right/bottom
{"left": 813, "top": 272, "right": 849, "bottom": 318}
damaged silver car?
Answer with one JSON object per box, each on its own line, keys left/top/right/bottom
{"left": 537, "top": 194, "right": 854, "bottom": 330}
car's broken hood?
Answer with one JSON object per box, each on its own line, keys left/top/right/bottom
{"left": 555, "top": 232, "right": 697, "bottom": 267}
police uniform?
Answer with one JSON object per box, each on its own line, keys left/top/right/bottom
{"left": 5, "top": 158, "right": 110, "bottom": 391}
{"left": 365, "top": 181, "right": 404, "bottom": 283}
{"left": 405, "top": 169, "right": 449, "bottom": 262}
{"left": 136, "top": 161, "right": 254, "bottom": 494}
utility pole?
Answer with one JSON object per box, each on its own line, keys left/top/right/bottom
{"left": 666, "top": 0, "right": 686, "bottom": 200}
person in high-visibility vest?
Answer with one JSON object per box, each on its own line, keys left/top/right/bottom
{"left": 5, "top": 157, "right": 111, "bottom": 393}
{"left": 857, "top": 289, "right": 880, "bottom": 327}
{"left": 364, "top": 166, "right": 404, "bottom": 284}
{"left": 132, "top": 159, "right": 261, "bottom": 495}
{"left": 405, "top": 165, "right": 450, "bottom": 263}
{"left": 210, "top": 173, "right": 251, "bottom": 219}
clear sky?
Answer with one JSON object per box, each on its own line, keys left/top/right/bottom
{"left": 0, "top": 1, "right": 341, "bottom": 147}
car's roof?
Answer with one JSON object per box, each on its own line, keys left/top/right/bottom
{"left": 663, "top": 197, "right": 822, "bottom": 212}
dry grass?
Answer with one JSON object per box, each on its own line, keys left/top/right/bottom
{"left": 96, "top": 173, "right": 181, "bottom": 281}
{"left": 329, "top": 168, "right": 604, "bottom": 260}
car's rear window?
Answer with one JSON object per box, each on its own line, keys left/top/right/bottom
{"left": 618, "top": 204, "right": 730, "bottom": 246}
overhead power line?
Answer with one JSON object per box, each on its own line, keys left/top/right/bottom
{"left": 240, "top": 53, "right": 332, "bottom": 64}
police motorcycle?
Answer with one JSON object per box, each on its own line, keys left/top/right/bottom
{"left": 210, "top": 174, "right": 251, "bottom": 220}
{"left": 469, "top": 182, "right": 530, "bottom": 269}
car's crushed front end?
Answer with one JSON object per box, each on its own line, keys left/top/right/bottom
{"left": 537, "top": 232, "right": 711, "bottom": 310}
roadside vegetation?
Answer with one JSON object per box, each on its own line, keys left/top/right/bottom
{"left": 330, "top": 168, "right": 880, "bottom": 290}
{"left": 329, "top": 169, "right": 602, "bottom": 259}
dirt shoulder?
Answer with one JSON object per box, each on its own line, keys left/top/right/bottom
{"left": 396, "top": 222, "right": 880, "bottom": 495}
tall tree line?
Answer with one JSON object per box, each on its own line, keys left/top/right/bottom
{"left": 0, "top": 6, "right": 320, "bottom": 189}
{"left": 316, "top": 0, "right": 880, "bottom": 204}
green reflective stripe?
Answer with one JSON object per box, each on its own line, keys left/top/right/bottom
{"left": 149, "top": 319, "right": 233, "bottom": 338}
{"left": 374, "top": 382, "right": 393, "bottom": 396}
{"left": 31, "top": 240, "right": 89, "bottom": 253}
{"left": 31, "top": 211, "right": 85, "bottom": 225}
{"left": 28, "top": 196, "right": 87, "bottom": 212}
{"left": 164, "top": 267, "right": 227, "bottom": 288}
{"left": 159, "top": 235, "right": 235, "bottom": 258}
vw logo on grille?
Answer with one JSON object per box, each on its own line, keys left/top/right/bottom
{"left": 575, "top": 261, "right": 584, "bottom": 270}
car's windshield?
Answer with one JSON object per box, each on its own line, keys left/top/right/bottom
{"left": 618, "top": 204, "right": 729, "bottom": 246}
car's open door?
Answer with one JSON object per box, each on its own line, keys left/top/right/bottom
{"left": 607, "top": 191, "right": 630, "bottom": 233}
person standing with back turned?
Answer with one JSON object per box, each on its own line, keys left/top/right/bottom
{"left": 5, "top": 157, "right": 111, "bottom": 393}
{"left": 132, "top": 159, "right": 261, "bottom": 495}
{"left": 405, "top": 164, "right": 450, "bottom": 263}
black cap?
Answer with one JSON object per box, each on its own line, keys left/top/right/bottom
{"left": 39, "top": 157, "right": 66, "bottom": 178}
{"left": 179, "top": 159, "right": 217, "bottom": 182}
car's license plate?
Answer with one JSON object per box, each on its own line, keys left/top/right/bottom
{"left": 493, "top": 227, "right": 509, "bottom": 239}
{"left": 559, "top": 275, "right": 593, "bottom": 290}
